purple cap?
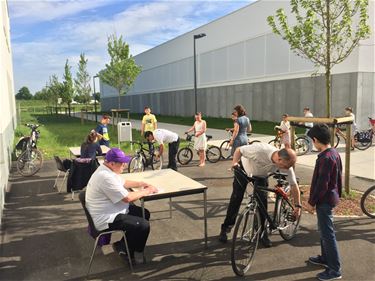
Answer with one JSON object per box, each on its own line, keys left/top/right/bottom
{"left": 105, "top": 148, "right": 132, "bottom": 163}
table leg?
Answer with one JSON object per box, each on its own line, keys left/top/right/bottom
{"left": 141, "top": 198, "right": 146, "bottom": 263}
{"left": 169, "top": 197, "right": 172, "bottom": 218}
{"left": 141, "top": 199, "right": 145, "bottom": 219}
{"left": 203, "top": 189, "right": 208, "bottom": 248}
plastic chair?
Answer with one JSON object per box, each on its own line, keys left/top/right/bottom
{"left": 53, "top": 156, "right": 70, "bottom": 193}
{"left": 78, "top": 191, "right": 133, "bottom": 277}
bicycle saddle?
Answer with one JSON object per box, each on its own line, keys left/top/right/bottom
{"left": 206, "top": 135, "right": 213, "bottom": 141}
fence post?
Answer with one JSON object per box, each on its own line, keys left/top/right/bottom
{"left": 344, "top": 123, "right": 351, "bottom": 194}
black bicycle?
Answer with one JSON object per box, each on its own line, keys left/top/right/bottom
{"left": 177, "top": 133, "right": 221, "bottom": 165}
{"left": 230, "top": 166, "right": 301, "bottom": 276}
{"left": 16, "top": 124, "right": 43, "bottom": 177}
{"left": 360, "top": 185, "right": 375, "bottom": 218}
{"left": 128, "top": 141, "right": 162, "bottom": 173}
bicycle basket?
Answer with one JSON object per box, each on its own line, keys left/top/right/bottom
{"left": 356, "top": 130, "right": 372, "bottom": 142}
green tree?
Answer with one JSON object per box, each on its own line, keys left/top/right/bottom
{"left": 15, "top": 86, "right": 33, "bottom": 100}
{"left": 267, "top": 0, "right": 371, "bottom": 117}
{"left": 61, "top": 59, "right": 75, "bottom": 116}
{"left": 47, "top": 75, "right": 63, "bottom": 114}
{"left": 99, "top": 34, "right": 141, "bottom": 109}
{"left": 74, "top": 53, "right": 91, "bottom": 106}
{"left": 93, "top": 92, "right": 100, "bottom": 102}
{"left": 34, "top": 87, "right": 49, "bottom": 100}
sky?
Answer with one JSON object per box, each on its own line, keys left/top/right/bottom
{"left": 9, "top": 0, "right": 253, "bottom": 94}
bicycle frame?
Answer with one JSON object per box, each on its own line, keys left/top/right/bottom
{"left": 132, "top": 142, "right": 156, "bottom": 168}
{"left": 234, "top": 166, "right": 295, "bottom": 231}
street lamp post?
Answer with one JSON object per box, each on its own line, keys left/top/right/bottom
{"left": 93, "top": 75, "right": 99, "bottom": 123}
{"left": 193, "top": 33, "right": 206, "bottom": 114}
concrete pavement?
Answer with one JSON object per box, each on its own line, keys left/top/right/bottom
{"left": 1, "top": 159, "right": 374, "bottom": 281}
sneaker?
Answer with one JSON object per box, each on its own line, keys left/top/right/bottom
{"left": 218, "top": 229, "right": 228, "bottom": 243}
{"left": 317, "top": 269, "right": 342, "bottom": 280}
{"left": 309, "top": 255, "right": 328, "bottom": 268}
{"left": 112, "top": 241, "right": 127, "bottom": 256}
{"left": 132, "top": 251, "right": 146, "bottom": 264}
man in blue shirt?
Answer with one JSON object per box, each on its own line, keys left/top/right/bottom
{"left": 96, "top": 114, "right": 111, "bottom": 147}
{"left": 306, "top": 124, "right": 342, "bottom": 281}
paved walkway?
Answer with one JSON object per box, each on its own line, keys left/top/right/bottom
{"left": 72, "top": 112, "right": 375, "bottom": 182}
{"left": 1, "top": 159, "right": 374, "bottom": 281}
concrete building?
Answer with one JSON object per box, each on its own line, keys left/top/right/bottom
{"left": 101, "top": 0, "right": 375, "bottom": 129}
{"left": 0, "top": 0, "right": 17, "bottom": 223}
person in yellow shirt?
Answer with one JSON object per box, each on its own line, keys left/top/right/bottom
{"left": 141, "top": 106, "right": 157, "bottom": 137}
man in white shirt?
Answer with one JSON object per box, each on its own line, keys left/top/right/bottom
{"left": 145, "top": 129, "right": 180, "bottom": 171}
{"left": 86, "top": 148, "right": 158, "bottom": 262}
{"left": 219, "top": 143, "right": 301, "bottom": 247}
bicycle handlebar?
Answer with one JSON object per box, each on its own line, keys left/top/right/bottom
{"left": 232, "top": 165, "right": 289, "bottom": 184}
{"left": 25, "top": 123, "right": 41, "bottom": 129}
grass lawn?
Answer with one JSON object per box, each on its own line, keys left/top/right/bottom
{"left": 15, "top": 110, "right": 305, "bottom": 160}
{"left": 15, "top": 112, "right": 142, "bottom": 159}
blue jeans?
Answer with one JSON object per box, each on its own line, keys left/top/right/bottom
{"left": 316, "top": 203, "right": 341, "bottom": 274}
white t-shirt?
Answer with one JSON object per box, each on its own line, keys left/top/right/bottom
{"left": 153, "top": 129, "right": 179, "bottom": 145}
{"left": 86, "top": 164, "right": 129, "bottom": 231}
{"left": 304, "top": 112, "right": 314, "bottom": 128}
{"left": 239, "top": 142, "right": 297, "bottom": 186}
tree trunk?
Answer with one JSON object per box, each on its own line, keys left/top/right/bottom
{"left": 325, "top": 69, "right": 331, "bottom": 118}
{"left": 68, "top": 103, "right": 71, "bottom": 117}
{"left": 325, "top": 0, "right": 331, "bottom": 118}
{"left": 118, "top": 91, "right": 121, "bottom": 109}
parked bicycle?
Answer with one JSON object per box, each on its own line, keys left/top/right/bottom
{"left": 16, "top": 123, "right": 43, "bottom": 177}
{"left": 128, "top": 141, "right": 163, "bottom": 173}
{"left": 335, "top": 117, "right": 375, "bottom": 150}
{"left": 177, "top": 133, "right": 221, "bottom": 165}
{"left": 230, "top": 166, "right": 301, "bottom": 276}
{"left": 360, "top": 185, "right": 375, "bottom": 218}
{"left": 220, "top": 130, "right": 260, "bottom": 160}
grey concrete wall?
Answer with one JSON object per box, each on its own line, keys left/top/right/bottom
{"left": 102, "top": 72, "right": 374, "bottom": 129}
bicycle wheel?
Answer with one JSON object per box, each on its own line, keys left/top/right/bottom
{"left": 231, "top": 205, "right": 261, "bottom": 276}
{"left": 151, "top": 155, "right": 163, "bottom": 170}
{"left": 276, "top": 198, "right": 301, "bottom": 240}
{"left": 295, "top": 137, "right": 309, "bottom": 156}
{"left": 17, "top": 148, "right": 43, "bottom": 177}
{"left": 206, "top": 145, "right": 221, "bottom": 163}
{"left": 334, "top": 134, "right": 340, "bottom": 148}
{"left": 354, "top": 131, "right": 372, "bottom": 150}
{"left": 268, "top": 139, "right": 281, "bottom": 149}
{"left": 128, "top": 156, "right": 144, "bottom": 173}
{"left": 360, "top": 185, "right": 375, "bottom": 218}
{"left": 220, "top": 140, "right": 232, "bottom": 160}
{"left": 249, "top": 140, "right": 261, "bottom": 145}
{"left": 177, "top": 147, "right": 193, "bottom": 165}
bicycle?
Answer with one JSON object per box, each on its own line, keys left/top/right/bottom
{"left": 360, "top": 185, "right": 375, "bottom": 218}
{"left": 230, "top": 166, "right": 301, "bottom": 276}
{"left": 291, "top": 122, "right": 313, "bottom": 156}
{"left": 16, "top": 123, "right": 43, "bottom": 177}
{"left": 268, "top": 126, "right": 286, "bottom": 150}
{"left": 128, "top": 141, "right": 163, "bottom": 173}
{"left": 335, "top": 117, "right": 374, "bottom": 150}
{"left": 177, "top": 133, "right": 221, "bottom": 165}
{"left": 220, "top": 131, "right": 260, "bottom": 160}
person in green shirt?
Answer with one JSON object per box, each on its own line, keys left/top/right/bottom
{"left": 141, "top": 106, "right": 157, "bottom": 137}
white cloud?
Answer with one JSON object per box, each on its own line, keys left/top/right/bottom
{"left": 10, "top": 0, "right": 253, "bottom": 93}
{"left": 8, "top": 0, "right": 115, "bottom": 23}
